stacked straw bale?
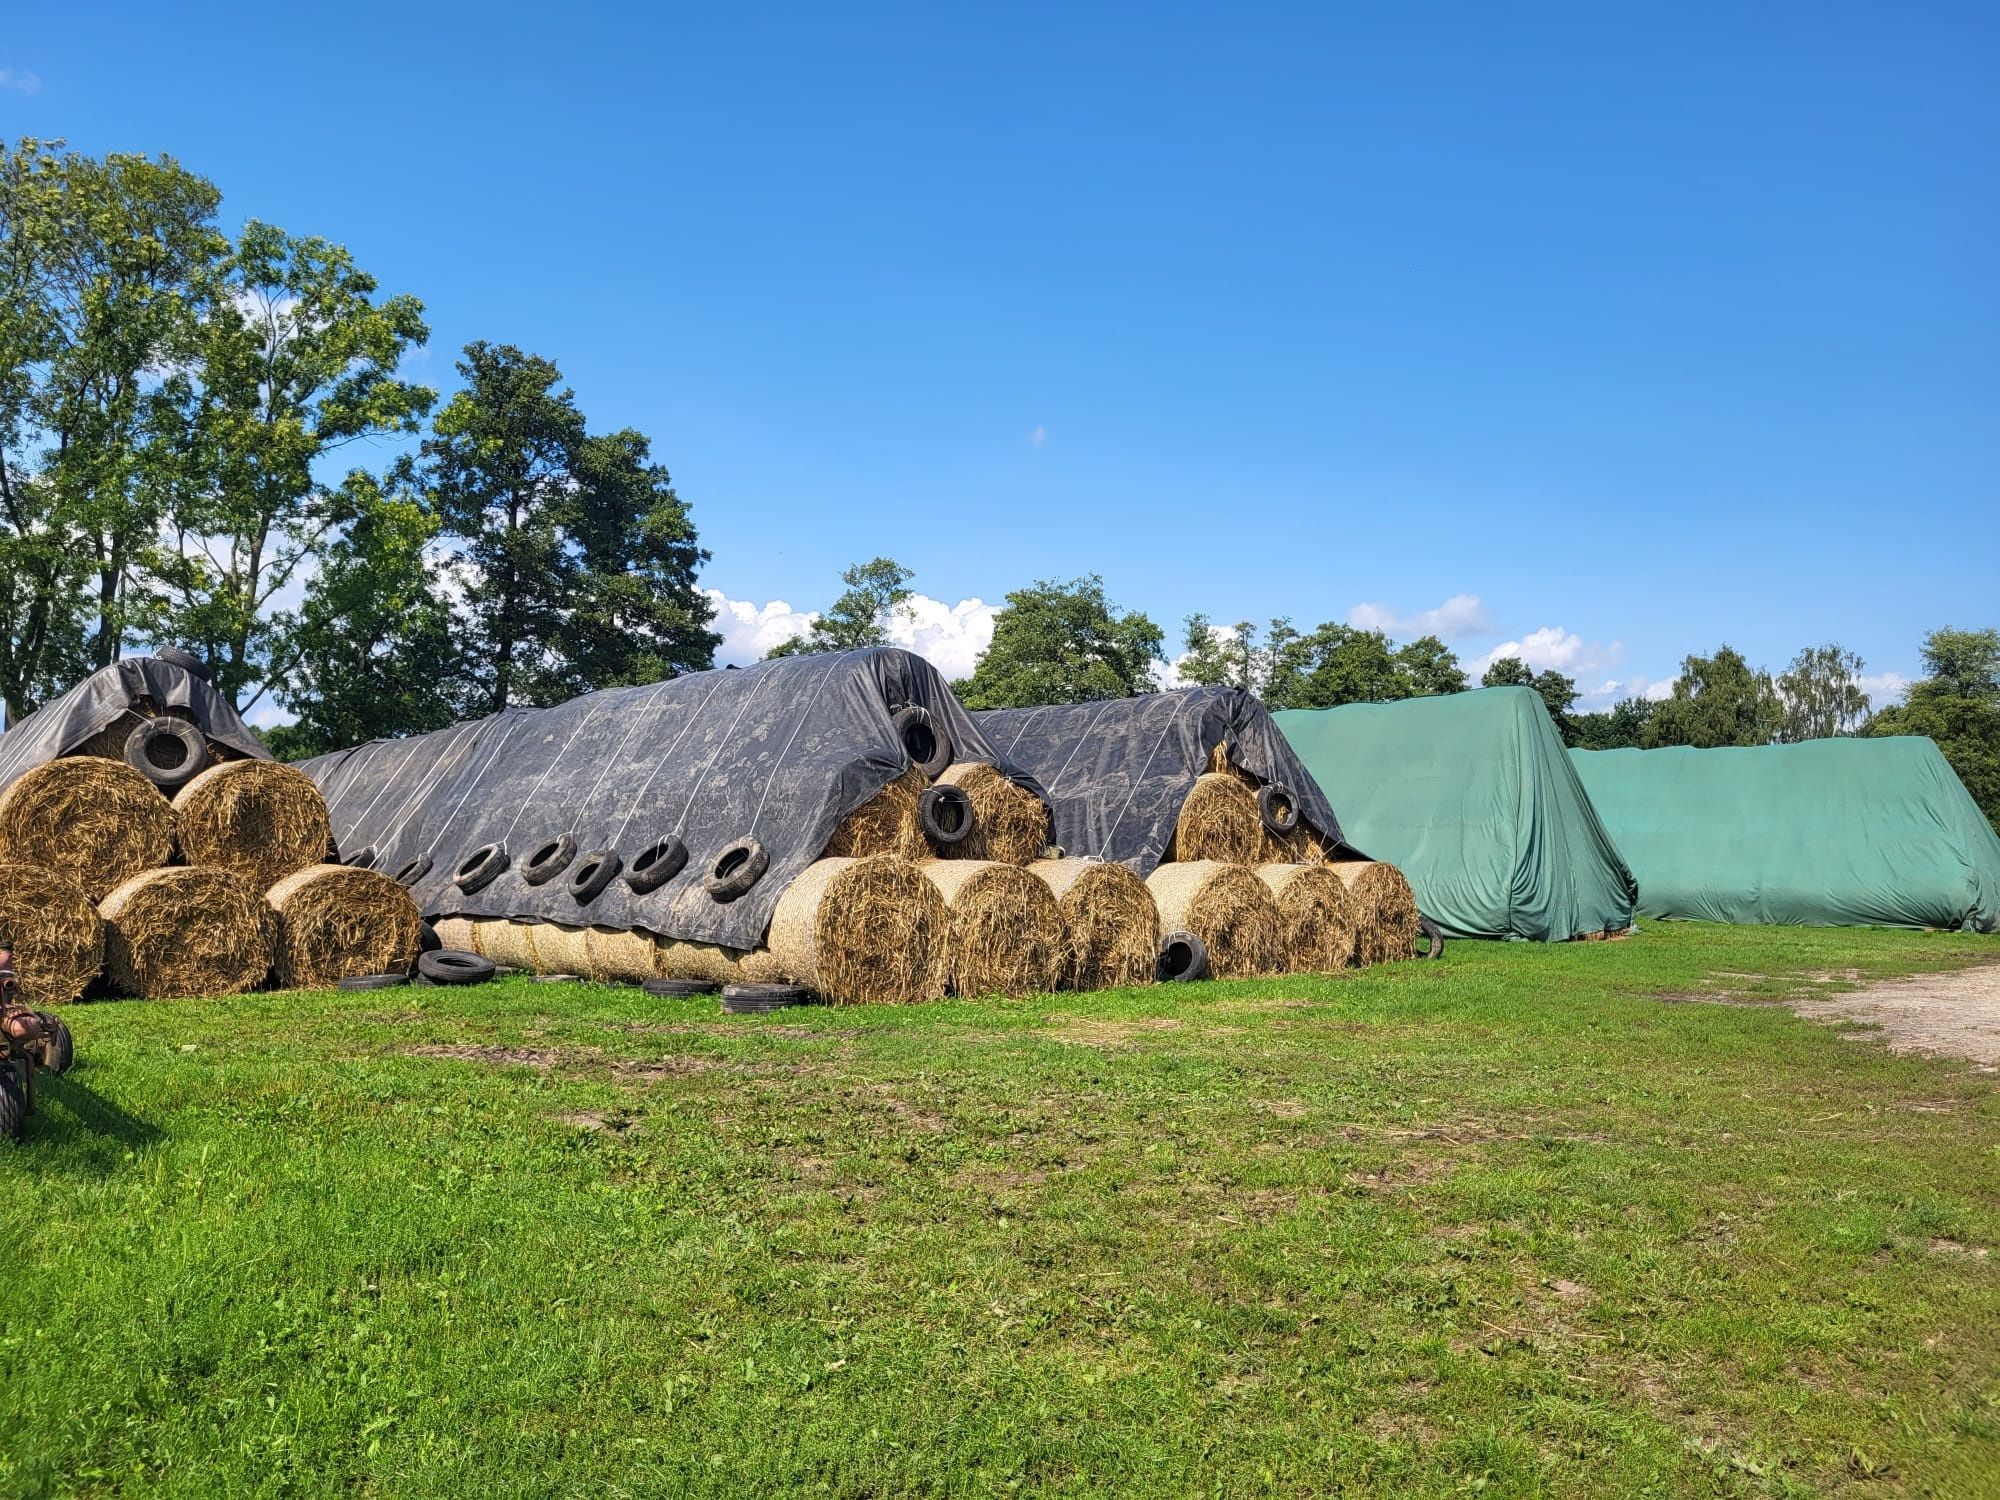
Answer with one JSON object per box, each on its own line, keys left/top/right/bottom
{"left": 175, "top": 760, "right": 332, "bottom": 891}
{"left": 933, "top": 764, "right": 1049, "bottom": 865}
{"left": 1255, "top": 863, "right": 1358, "bottom": 973}
{"left": 920, "top": 859, "right": 1067, "bottom": 997}
{"left": 824, "top": 768, "right": 930, "bottom": 861}
{"left": 1144, "top": 860, "right": 1284, "bottom": 978}
{"left": 266, "top": 865, "right": 423, "bottom": 989}
{"left": 0, "top": 863, "right": 104, "bottom": 1004}
{"left": 1331, "top": 861, "right": 1420, "bottom": 966}
{"left": 1030, "top": 859, "right": 1158, "bottom": 991}
{"left": 0, "top": 758, "right": 175, "bottom": 899}
{"left": 99, "top": 866, "right": 270, "bottom": 998}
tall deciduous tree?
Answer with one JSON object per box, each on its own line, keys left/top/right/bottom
{"left": 1642, "top": 645, "right": 1782, "bottom": 748}
{"left": 1865, "top": 626, "right": 2000, "bottom": 832}
{"left": 1776, "top": 643, "right": 1871, "bottom": 742}
{"left": 1176, "top": 615, "right": 1257, "bottom": 690}
{"left": 424, "top": 341, "right": 716, "bottom": 715}
{"left": 766, "top": 557, "right": 913, "bottom": 658}
{"left": 957, "top": 575, "right": 1163, "bottom": 708}
{"left": 1482, "top": 655, "right": 1579, "bottom": 737}
{"left": 1570, "top": 696, "right": 1657, "bottom": 750}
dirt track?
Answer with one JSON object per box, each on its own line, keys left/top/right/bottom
{"left": 1794, "top": 961, "right": 2000, "bottom": 1071}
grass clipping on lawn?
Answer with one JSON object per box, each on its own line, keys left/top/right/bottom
{"left": 0, "top": 863, "right": 103, "bottom": 1004}
{"left": 1030, "top": 858, "right": 1158, "bottom": 991}
{"left": 823, "top": 768, "right": 929, "bottom": 862}
{"left": 934, "top": 763, "right": 1049, "bottom": 865}
{"left": 1145, "top": 860, "right": 1284, "bottom": 978}
{"left": 1331, "top": 860, "right": 1420, "bottom": 966}
{"left": 266, "top": 864, "right": 423, "bottom": 988}
{"left": 1255, "top": 862, "right": 1358, "bottom": 973}
{"left": 98, "top": 866, "right": 269, "bottom": 998}
{"left": 0, "top": 757, "right": 174, "bottom": 899}
{"left": 921, "top": 859, "right": 1068, "bottom": 997}
{"left": 174, "top": 760, "right": 332, "bottom": 892}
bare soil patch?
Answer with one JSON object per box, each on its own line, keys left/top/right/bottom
{"left": 1795, "top": 961, "right": 2000, "bottom": 1070}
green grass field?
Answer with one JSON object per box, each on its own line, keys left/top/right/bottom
{"left": 5, "top": 924, "right": 1999, "bottom": 1498}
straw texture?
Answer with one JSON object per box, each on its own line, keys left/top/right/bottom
{"left": 921, "top": 859, "right": 1068, "bottom": 997}
{"left": 1255, "top": 862, "right": 1359, "bottom": 973}
{"left": 0, "top": 863, "right": 104, "bottom": 1004}
{"left": 1030, "top": 858, "right": 1158, "bottom": 991}
{"left": 0, "top": 757, "right": 175, "bottom": 899}
{"left": 934, "top": 764, "right": 1049, "bottom": 865}
{"left": 174, "top": 760, "right": 332, "bottom": 891}
{"left": 265, "top": 864, "right": 423, "bottom": 988}
{"left": 1144, "top": 860, "right": 1284, "bottom": 978}
{"left": 98, "top": 865, "right": 269, "bottom": 998}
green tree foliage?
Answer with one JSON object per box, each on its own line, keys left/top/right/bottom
{"left": 1175, "top": 615, "right": 1256, "bottom": 689}
{"left": 766, "top": 557, "right": 914, "bottom": 658}
{"left": 1642, "top": 645, "right": 1783, "bottom": 749}
{"left": 0, "top": 138, "right": 224, "bottom": 716}
{"left": 1482, "top": 655, "right": 1580, "bottom": 739}
{"left": 263, "top": 472, "right": 463, "bottom": 760}
{"left": 957, "top": 575, "right": 1163, "bottom": 708}
{"left": 423, "top": 341, "right": 716, "bottom": 716}
{"left": 1172, "top": 615, "right": 1469, "bottom": 709}
{"left": 1865, "top": 626, "right": 2000, "bottom": 832}
{"left": 148, "top": 221, "right": 434, "bottom": 713}
{"left": 1569, "top": 697, "right": 1657, "bottom": 750}
{"left": 1776, "top": 643, "right": 1871, "bottom": 742}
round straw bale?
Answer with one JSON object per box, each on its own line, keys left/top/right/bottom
{"left": 1255, "top": 862, "right": 1358, "bottom": 974}
{"left": 0, "top": 863, "right": 103, "bottom": 1004}
{"left": 920, "top": 859, "right": 1068, "bottom": 998}
{"left": 0, "top": 758, "right": 175, "bottom": 900}
{"left": 1144, "top": 860, "right": 1283, "bottom": 979}
{"left": 1030, "top": 858, "right": 1158, "bottom": 991}
{"left": 173, "top": 760, "right": 331, "bottom": 891}
{"left": 432, "top": 916, "right": 479, "bottom": 953}
{"left": 1170, "top": 773, "right": 1266, "bottom": 865}
{"left": 823, "top": 768, "right": 929, "bottom": 862}
{"left": 653, "top": 937, "right": 758, "bottom": 986}
{"left": 582, "top": 927, "right": 658, "bottom": 984}
{"left": 1330, "top": 861, "right": 1421, "bottom": 966}
{"left": 765, "top": 855, "right": 950, "bottom": 1005}
{"left": 98, "top": 866, "right": 269, "bottom": 998}
{"left": 934, "top": 763, "right": 1049, "bottom": 865}
{"left": 265, "top": 864, "right": 423, "bottom": 989}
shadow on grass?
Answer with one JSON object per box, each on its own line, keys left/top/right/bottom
{"left": 17, "top": 1069, "right": 162, "bottom": 1173}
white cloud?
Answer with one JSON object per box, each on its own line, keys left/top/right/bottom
{"left": 241, "top": 697, "right": 294, "bottom": 729}
{"left": 1346, "top": 593, "right": 1493, "bottom": 641}
{"left": 0, "top": 69, "right": 41, "bottom": 95}
{"left": 885, "top": 594, "right": 998, "bottom": 681}
{"left": 1029, "top": 425, "right": 1047, "bottom": 449}
{"left": 1858, "top": 671, "right": 1909, "bottom": 706}
{"left": 1474, "top": 625, "right": 1590, "bottom": 675}
{"left": 703, "top": 589, "right": 819, "bottom": 664}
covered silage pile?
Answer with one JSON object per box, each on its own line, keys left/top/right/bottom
{"left": 303, "top": 648, "right": 1069, "bottom": 1000}
{"left": 1274, "top": 688, "right": 1638, "bottom": 942}
{"left": 0, "top": 657, "right": 417, "bottom": 999}
{"left": 1570, "top": 737, "right": 2000, "bottom": 931}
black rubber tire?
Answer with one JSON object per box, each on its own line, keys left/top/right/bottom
{"left": 0, "top": 1066, "right": 23, "bottom": 1141}
{"left": 395, "top": 854, "right": 433, "bottom": 887}
{"left": 337, "top": 973, "right": 409, "bottom": 991}
{"left": 123, "top": 718, "right": 210, "bottom": 794}
{"left": 917, "top": 784, "right": 975, "bottom": 846}
{"left": 417, "top": 950, "right": 497, "bottom": 986}
{"left": 721, "top": 983, "right": 814, "bottom": 1013}
{"left": 1156, "top": 930, "right": 1213, "bottom": 983}
{"left": 154, "top": 645, "right": 213, "bottom": 682}
{"left": 33, "top": 1012, "right": 73, "bottom": 1074}
{"left": 702, "top": 838, "right": 769, "bottom": 902}
{"left": 418, "top": 921, "right": 442, "bottom": 954}
{"left": 453, "top": 843, "right": 508, "bottom": 894}
{"left": 891, "top": 705, "right": 953, "bottom": 779}
{"left": 343, "top": 846, "right": 378, "bottom": 870}
{"left": 520, "top": 833, "right": 578, "bottom": 886}
{"left": 643, "top": 977, "right": 720, "bottom": 998}
{"left": 624, "top": 835, "right": 688, "bottom": 895}
{"left": 1257, "top": 783, "right": 1301, "bottom": 837}
{"left": 1417, "top": 914, "right": 1446, "bottom": 960}
{"left": 567, "top": 849, "right": 623, "bottom": 905}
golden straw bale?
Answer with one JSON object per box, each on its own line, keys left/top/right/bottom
{"left": 1029, "top": 858, "right": 1158, "bottom": 991}
{"left": 920, "top": 859, "right": 1067, "bottom": 998}
{"left": 933, "top": 763, "right": 1049, "bottom": 865}
{"left": 764, "top": 855, "right": 950, "bottom": 1005}
{"left": 173, "top": 760, "right": 331, "bottom": 891}
{"left": 1255, "top": 863, "right": 1358, "bottom": 974}
{"left": 1330, "top": 861, "right": 1421, "bottom": 966}
{"left": 98, "top": 866, "right": 269, "bottom": 998}
{"left": 265, "top": 865, "right": 422, "bottom": 988}
{"left": 0, "top": 863, "right": 103, "bottom": 1004}
{"left": 824, "top": 768, "right": 930, "bottom": 861}
{"left": 1171, "top": 772, "right": 1266, "bottom": 864}
{"left": 432, "top": 916, "right": 478, "bottom": 953}
{"left": 1143, "top": 860, "right": 1284, "bottom": 979}
{"left": 0, "top": 758, "right": 175, "bottom": 900}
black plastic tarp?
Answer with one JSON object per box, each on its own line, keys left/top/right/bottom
{"left": 300, "top": 647, "right": 1036, "bottom": 950}
{"left": 0, "top": 657, "right": 268, "bottom": 792}
{"left": 973, "top": 687, "right": 1362, "bottom": 875}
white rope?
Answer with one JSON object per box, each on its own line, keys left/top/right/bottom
{"left": 1042, "top": 700, "right": 1117, "bottom": 795}
{"left": 501, "top": 692, "right": 616, "bottom": 841}
{"left": 424, "top": 715, "right": 532, "bottom": 857}
{"left": 746, "top": 657, "right": 839, "bottom": 835}
{"left": 608, "top": 671, "right": 731, "bottom": 848}
{"left": 571, "top": 678, "right": 676, "bottom": 825}
{"left": 368, "top": 723, "right": 484, "bottom": 853}
{"left": 667, "top": 669, "right": 778, "bottom": 837}
{"left": 1100, "top": 693, "right": 1192, "bottom": 849}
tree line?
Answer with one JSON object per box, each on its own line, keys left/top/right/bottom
{"left": 5, "top": 140, "right": 1995, "bottom": 832}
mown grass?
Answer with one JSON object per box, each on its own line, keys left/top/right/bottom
{"left": 4, "top": 923, "right": 1999, "bottom": 1498}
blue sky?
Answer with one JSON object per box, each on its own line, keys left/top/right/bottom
{"left": 6, "top": 2, "right": 1995, "bottom": 709}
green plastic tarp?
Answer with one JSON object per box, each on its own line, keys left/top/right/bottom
{"left": 1273, "top": 688, "right": 1638, "bottom": 941}
{"left": 1570, "top": 737, "right": 2000, "bottom": 932}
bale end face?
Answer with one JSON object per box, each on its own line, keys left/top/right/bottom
{"left": 175, "top": 760, "right": 332, "bottom": 893}
{"left": 1330, "top": 860, "right": 1421, "bottom": 966}
{"left": 824, "top": 768, "right": 930, "bottom": 863}
{"left": 1144, "top": 860, "right": 1284, "bottom": 979}
{"left": 99, "top": 866, "right": 269, "bottom": 998}
{"left": 935, "top": 764, "right": 1050, "bottom": 865}
{"left": 0, "top": 863, "right": 104, "bottom": 1004}
{"left": 266, "top": 865, "right": 423, "bottom": 989}
{"left": 922, "top": 859, "right": 1068, "bottom": 998}
{"left": 0, "top": 758, "right": 175, "bottom": 900}
{"left": 768, "top": 855, "right": 951, "bottom": 1005}
{"left": 1029, "top": 858, "right": 1158, "bottom": 991}
{"left": 1255, "top": 862, "right": 1358, "bottom": 973}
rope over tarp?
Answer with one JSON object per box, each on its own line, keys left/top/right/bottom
{"left": 0, "top": 657, "right": 269, "bottom": 792}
